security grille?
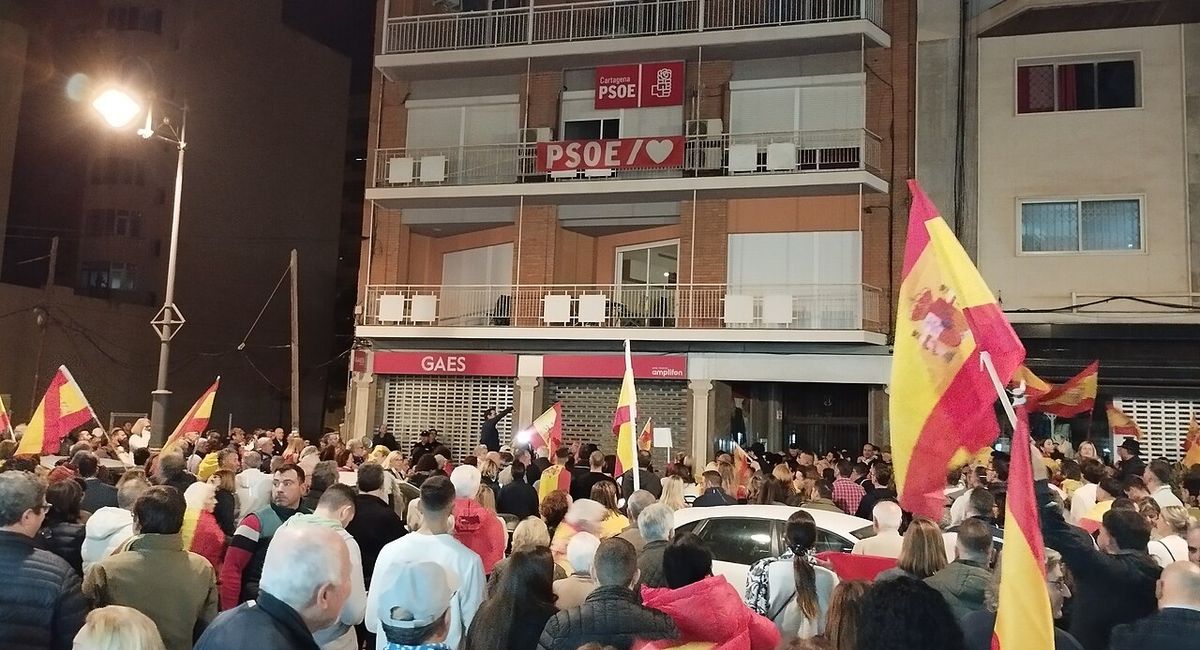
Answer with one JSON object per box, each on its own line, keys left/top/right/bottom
{"left": 380, "top": 376, "right": 515, "bottom": 457}
{"left": 543, "top": 379, "right": 688, "bottom": 469}
{"left": 1113, "top": 398, "right": 1200, "bottom": 462}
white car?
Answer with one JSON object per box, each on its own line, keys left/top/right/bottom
{"left": 672, "top": 504, "right": 875, "bottom": 597}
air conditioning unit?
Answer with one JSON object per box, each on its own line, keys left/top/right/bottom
{"left": 520, "top": 127, "right": 553, "bottom": 143}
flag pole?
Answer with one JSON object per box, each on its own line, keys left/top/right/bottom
{"left": 980, "top": 351, "right": 1019, "bottom": 429}
{"left": 625, "top": 339, "right": 640, "bottom": 493}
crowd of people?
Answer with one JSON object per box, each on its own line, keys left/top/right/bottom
{"left": 2, "top": 415, "right": 1200, "bottom": 650}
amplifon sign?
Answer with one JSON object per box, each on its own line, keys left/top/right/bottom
{"left": 542, "top": 355, "right": 688, "bottom": 380}
{"left": 595, "top": 61, "right": 685, "bottom": 109}
{"left": 373, "top": 351, "right": 517, "bottom": 377}
{"left": 536, "top": 136, "right": 684, "bottom": 172}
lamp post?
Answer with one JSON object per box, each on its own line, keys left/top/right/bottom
{"left": 92, "top": 87, "right": 188, "bottom": 447}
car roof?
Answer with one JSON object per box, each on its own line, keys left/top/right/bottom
{"left": 673, "top": 504, "right": 872, "bottom": 537}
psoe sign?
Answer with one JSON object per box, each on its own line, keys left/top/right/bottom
{"left": 372, "top": 351, "right": 517, "bottom": 377}
{"left": 536, "top": 136, "right": 685, "bottom": 172}
{"left": 595, "top": 61, "right": 685, "bottom": 109}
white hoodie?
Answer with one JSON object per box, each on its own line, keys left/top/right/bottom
{"left": 81, "top": 506, "right": 135, "bottom": 571}
{"left": 235, "top": 468, "right": 271, "bottom": 519}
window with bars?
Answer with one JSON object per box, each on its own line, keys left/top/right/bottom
{"left": 1017, "top": 58, "right": 1138, "bottom": 114}
{"left": 85, "top": 209, "right": 144, "bottom": 238}
{"left": 1113, "top": 398, "right": 1200, "bottom": 462}
{"left": 1020, "top": 198, "right": 1141, "bottom": 253}
{"left": 379, "top": 376, "right": 515, "bottom": 456}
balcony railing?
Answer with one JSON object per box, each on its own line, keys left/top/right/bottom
{"left": 382, "top": 0, "right": 884, "bottom": 55}
{"left": 372, "top": 128, "right": 881, "bottom": 188}
{"left": 360, "top": 283, "right": 884, "bottom": 332}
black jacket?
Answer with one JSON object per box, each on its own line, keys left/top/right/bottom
{"left": 855, "top": 487, "right": 898, "bottom": 520}
{"left": 37, "top": 520, "right": 86, "bottom": 576}
{"left": 1116, "top": 456, "right": 1146, "bottom": 483}
{"left": 1037, "top": 479, "right": 1161, "bottom": 650}
{"left": 213, "top": 489, "right": 238, "bottom": 537}
{"left": 371, "top": 429, "right": 398, "bottom": 452}
{"left": 1109, "top": 607, "right": 1200, "bottom": 650}
{"left": 345, "top": 493, "right": 406, "bottom": 588}
{"left": 638, "top": 539, "right": 669, "bottom": 588}
{"left": 0, "top": 531, "right": 88, "bottom": 650}
{"left": 81, "top": 476, "right": 118, "bottom": 513}
{"left": 195, "top": 590, "right": 319, "bottom": 650}
{"left": 620, "top": 469, "right": 663, "bottom": 499}
{"left": 498, "top": 480, "right": 539, "bottom": 520}
{"left": 537, "top": 585, "right": 678, "bottom": 650}
{"left": 692, "top": 487, "right": 736, "bottom": 507}
{"left": 480, "top": 407, "right": 513, "bottom": 452}
{"left": 160, "top": 471, "right": 197, "bottom": 496}
{"left": 572, "top": 471, "right": 617, "bottom": 502}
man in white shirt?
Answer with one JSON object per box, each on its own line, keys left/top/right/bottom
{"left": 366, "top": 475, "right": 484, "bottom": 650}
{"left": 1145, "top": 459, "right": 1185, "bottom": 510}
{"left": 851, "top": 500, "right": 904, "bottom": 559}
{"left": 126, "top": 417, "right": 151, "bottom": 451}
{"left": 1070, "top": 459, "right": 1106, "bottom": 524}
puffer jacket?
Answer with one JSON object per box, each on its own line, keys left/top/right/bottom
{"left": 924, "top": 559, "right": 991, "bottom": 619}
{"left": 640, "top": 575, "right": 780, "bottom": 650}
{"left": 81, "top": 506, "right": 135, "bottom": 570}
{"left": 537, "top": 585, "right": 678, "bottom": 650}
{"left": 453, "top": 497, "right": 506, "bottom": 574}
{"left": 0, "top": 530, "right": 88, "bottom": 650}
{"left": 37, "top": 520, "right": 86, "bottom": 575}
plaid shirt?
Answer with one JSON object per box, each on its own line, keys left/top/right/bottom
{"left": 831, "top": 477, "right": 866, "bottom": 515}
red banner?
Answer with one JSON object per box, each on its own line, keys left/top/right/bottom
{"left": 542, "top": 354, "right": 687, "bottom": 380}
{"left": 595, "top": 61, "right": 685, "bottom": 109}
{"left": 536, "top": 136, "right": 684, "bottom": 172}
{"left": 373, "top": 351, "right": 517, "bottom": 377}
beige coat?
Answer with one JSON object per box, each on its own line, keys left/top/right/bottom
{"left": 553, "top": 573, "right": 598, "bottom": 610}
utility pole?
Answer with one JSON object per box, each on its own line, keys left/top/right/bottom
{"left": 46, "top": 237, "right": 58, "bottom": 288}
{"left": 289, "top": 249, "right": 300, "bottom": 433}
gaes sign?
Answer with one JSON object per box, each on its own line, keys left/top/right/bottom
{"left": 595, "top": 61, "right": 685, "bottom": 109}
{"left": 536, "top": 136, "right": 685, "bottom": 172}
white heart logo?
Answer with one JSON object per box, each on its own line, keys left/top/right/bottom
{"left": 644, "top": 139, "right": 674, "bottom": 164}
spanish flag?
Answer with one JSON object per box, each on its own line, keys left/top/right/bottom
{"left": 732, "top": 443, "right": 753, "bottom": 485}
{"left": 0, "top": 395, "right": 12, "bottom": 439}
{"left": 162, "top": 378, "right": 220, "bottom": 454}
{"left": 890, "top": 180, "right": 1025, "bottom": 519}
{"left": 1032, "top": 362, "right": 1098, "bottom": 418}
{"left": 1011, "top": 365, "right": 1052, "bottom": 399}
{"left": 1182, "top": 417, "right": 1200, "bottom": 468}
{"left": 1106, "top": 402, "right": 1142, "bottom": 439}
{"left": 611, "top": 341, "right": 638, "bottom": 479}
{"left": 638, "top": 417, "right": 653, "bottom": 452}
{"left": 537, "top": 464, "right": 572, "bottom": 503}
{"left": 992, "top": 400, "right": 1054, "bottom": 650}
{"left": 16, "top": 366, "right": 99, "bottom": 456}
{"left": 528, "top": 402, "right": 563, "bottom": 453}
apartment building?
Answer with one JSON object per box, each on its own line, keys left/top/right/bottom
{"left": 973, "top": 0, "right": 1200, "bottom": 458}
{"left": 352, "top": 0, "right": 917, "bottom": 462}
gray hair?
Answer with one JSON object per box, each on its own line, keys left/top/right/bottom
{"left": 259, "top": 523, "right": 349, "bottom": 611}
{"left": 0, "top": 472, "right": 46, "bottom": 527}
{"left": 626, "top": 490, "right": 656, "bottom": 522}
{"left": 450, "top": 465, "right": 482, "bottom": 499}
{"left": 156, "top": 452, "right": 186, "bottom": 477}
{"left": 242, "top": 451, "right": 262, "bottom": 469}
{"left": 638, "top": 503, "right": 674, "bottom": 542}
{"left": 116, "top": 477, "right": 151, "bottom": 510}
{"left": 566, "top": 531, "right": 601, "bottom": 574}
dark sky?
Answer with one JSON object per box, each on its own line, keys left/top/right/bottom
{"left": 281, "top": 0, "right": 377, "bottom": 93}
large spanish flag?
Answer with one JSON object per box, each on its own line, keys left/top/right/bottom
{"left": 1182, "top": 417, "right": 1200, "bottom": 468}
{"left": 16, "top": 366, "right": 99, "bottom": 456}
{"left": 1032, "top": 362, "right": 1098, "bottom": 418}
{"left": 537, "top": 464, "right": 571, "bottom": 503}
{"left": 992, "top": 400, "right": 1054, "bottom": 650}
{"left": 891, "top": 180, "right": 1025, "bottom": 519}
{"left": 162, "top": 377, "right": 220, "bottom": 454}
{"left": 528, "top": 402, "right": 563, "bottom": 453}
{"left": 1106, "top": 402, "right": 1142, "bottom": 439}
{"left": 611, "top": 341, "right": 639, "bottom": 479}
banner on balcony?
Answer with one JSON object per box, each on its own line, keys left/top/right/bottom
{"left": 595, "top": 61, "right": 685, "bottom": 109}
{"left": 536, "top": 136, "right": 685, "bottom": 172}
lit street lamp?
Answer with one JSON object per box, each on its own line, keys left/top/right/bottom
{"left": 92, "top": 86, "right": 188, "bottom": 447}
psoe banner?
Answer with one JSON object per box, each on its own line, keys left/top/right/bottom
{"left": 536, "top": 136, "right": 685, "bottom": 172}
{"left": 595, "top": 61, "right": 685, "bottom": 109}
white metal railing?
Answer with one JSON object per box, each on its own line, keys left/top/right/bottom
{"left": 382, "top": 0, "right": 885, "bottom": 54}
{"left": 360, "top": 283, "right": 884, "bottom": 332}
{"left": 373, "top": 128, "right": 881, "bottom": 188}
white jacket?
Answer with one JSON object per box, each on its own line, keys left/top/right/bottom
{"left": 81, "top": 506, "right": 134, "bottom": 571}
{"left": 235, "top": 468, "right": 271, "bottom": 519}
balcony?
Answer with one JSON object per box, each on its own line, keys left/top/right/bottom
{"left": 377, "top": 0, "right": 889, "bottom": 79}
{"left": 366, "top": 128, "right": 887, "bottom": 208}
{"left": 357, "top": 283, "right": 887, "bottom": 344}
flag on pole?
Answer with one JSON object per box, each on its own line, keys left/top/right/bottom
{"left": 15, "top": 366, "right": 99, "bottom": 456}
{"left": 1011, "top": 365, "right": 1052, "bottom": 399}
{"left": 0, "top": 396, "right": 12, "bottom": 440}
{"left": 1182, "top": 417, "right": 1200, "bottom": 468}
{"left": 611, "top": 340, "right": 639, "bottom": 489}
{"left": 638, "top": 417, "right": 653, "bottom": 452}
{"left": 1032, "top": 362, "right": 1098, "bottom": 418}
{"left": 162, "top": 377, "right": 220, "bottom": 454}
{"left": 528, "top": 402, "right": 563, "bottom": 453}
{"left": 537, "top": 463, "right": 572, "bottom": 503}
{"left": 890, "top": 180, "right": 1026, "bottom": 519}
{"left": 992, "top": 399, "right": 1055, "bottom": 650}
{"left": 1105, "top": 403, "right": 1142, "bottom": 439}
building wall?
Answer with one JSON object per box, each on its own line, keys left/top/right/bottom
{"left": 1187, "top": 24, "right": 1200, "bottom": 293}
{"left": 977, "top": 25, "right": 1191, "bottom": 310}
{"left": 0, "top": 19, "right": 27, "bottom": 272}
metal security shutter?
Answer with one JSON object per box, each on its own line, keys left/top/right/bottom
{"left": 1113, "top": 398, "right": 1200, "bottom": 461}
{"left": 544, "top": 379, "right": 688, "bottom": 467}
{"left": 381, "top": 376, "right": 515, "bottom": 456}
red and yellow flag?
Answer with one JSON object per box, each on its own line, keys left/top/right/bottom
{"left": 0, "top": 396, "right": 12, "bottom": 439}
{"left": 537, "top": 464, "right": 572, "bottom": 503}
{"left": 1011, "top": 365, "right": 1052, "bottom": 399}
{"left": 638, "top": 417, "right": 653, "bottom": 452}
{"left": 1032, "top": 362, "right": 1098, "bottom": 418}
{"left": 528, "top": 402, "right": 563, "bottom": 453}
{"left": 162, "top": 377, "right": 220, "bottom": 454}
{"left": 732, "top": 443, "right": 753, "bottom": 486}
{"left": 1106, "top": 403, "right": 1142, "bottom": 440}
{"left": 611, "top": 342, "right": 638, "bottom": 478}
{"left": 16, "top": 366, "right": 99, "bottom": 456}
{"left": 992, "top": 401, "right": 1054, "bottom": 650}
{"left": 890, "top": 180, "right": 1025, "bottom": 519}
{"left": 1182, "top": 417, "right": 1200, "bottom": 468}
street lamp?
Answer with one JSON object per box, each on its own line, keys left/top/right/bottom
{"left": 91, "top": 86, "right": 188, "bottom": 447}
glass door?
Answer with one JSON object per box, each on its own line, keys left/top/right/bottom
{"left": 615, "top": 241, "right": 677, "bottom": 326}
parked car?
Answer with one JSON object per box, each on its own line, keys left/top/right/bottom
{"left": 673, "top": 504, "right": 875, "bottom": 597}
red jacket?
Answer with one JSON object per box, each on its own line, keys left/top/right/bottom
{"left": 452, "top": 497, "right": 506, "bottom": 574}
{"left": 639, "top": 575, "right": 780, "bottom": 650}
{"left": 189, "top": 510, "right": 227, "bottom": 573}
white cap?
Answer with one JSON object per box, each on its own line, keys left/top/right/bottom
{"left": 376, "top": 562, "right": 458, "bottom": 630}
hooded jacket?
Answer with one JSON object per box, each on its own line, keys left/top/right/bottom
{"left": 924, "top": 559, "right": 991, "bottom": 619}
{"left": 453, "top": 497, "right": 506, "bottom": 574}
{"left": 81, "top": 506, "right": 135, "bottom": 570}
{"left": 639, "top": 575, "right": 780, "bottom": 650}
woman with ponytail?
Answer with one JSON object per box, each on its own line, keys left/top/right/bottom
{"left": 744, "top": 510, "right": 840, "bottom": 641}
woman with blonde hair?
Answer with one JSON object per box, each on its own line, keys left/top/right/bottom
{"left": 181, "top": 482, "right": 227, "bottom": 570}
{"left": 1148, "top": 504, "right": 1192, "bottom": 566}
{"left": 659, "top": 475, "right": 687, "bottom": 511}
{"left": 876, "top": 517, "right": 947, "bottom": 580}
{"left": 591, "top": 481, "right": 629, "bottom": 538}
{"left": 74, "top": 605, "right": 166, "bottom": 650}
{"left": 1076, "top": 440, "right": 1099, "bottom": 463}
{"left": 487, "top": 517, "right": 567, "bottom": 595}
{"left": 207, "top": 469, "right": 239, "bottom": 536}
{"left": 281, "top": 435, "right": 306, "bottom": 464}
{"left": 717, "top": 460, "right": 741, "bottom": 502}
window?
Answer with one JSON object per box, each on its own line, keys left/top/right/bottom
{"left": 616, "top": 242, "right": 677, "bottom": 286}
{"left": 1020, "top": 198, "right": 1142, "bottom": 253}
{"left": 83, "top": 209, "right": 143, "bottom": 238}
{"left": 814, "top": 529, "right": 855, "bottom": 554}
{"left": 91, "top": 158, "right": 145, "bottom": 185}
{"left": 693, "top": 518, "right": 777, "bottom": 565}
{"left": 1017, "top": 58, "right": 1138, "bottom": 114}
{"left": 106, "top": 6, "right": 162, "bottom": 33}
{"left": 564, "top": 118, "right": 620, "bottom": 141}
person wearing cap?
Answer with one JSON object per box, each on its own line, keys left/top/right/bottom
{"left": 374, "top": 561, "right": 458, "bottom": 650}
{"left": 1117, "top": 438, "right": 1146, "bottom": 483}
{"left": 367, "top": 476, "right": 485, "bottom": 650}
{"left": 411, "top": 431, "right": 434, "bottom": 461}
